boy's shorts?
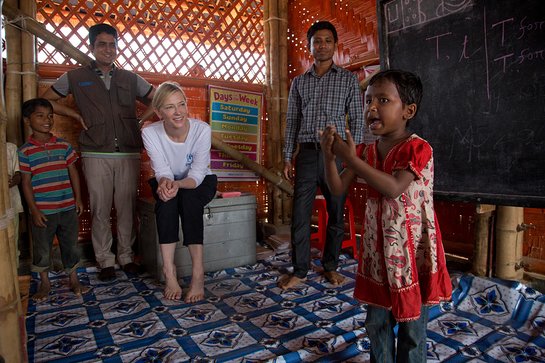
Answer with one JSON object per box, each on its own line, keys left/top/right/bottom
{"left": 31, "top": 208, "right": 81, "bottom": 273}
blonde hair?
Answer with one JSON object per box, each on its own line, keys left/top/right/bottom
{"left": 152, "top": 81, "right": 187, "bottom": 110}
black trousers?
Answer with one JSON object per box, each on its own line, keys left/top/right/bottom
{"left": 291, "top": 148, "right": 346, "bottom": 278}
{"left": 149, "top": 175, "right": 218, "bottom": 245}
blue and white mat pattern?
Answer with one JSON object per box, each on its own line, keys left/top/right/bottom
{"left": 25, "top": 252, "right": 545, "bottom": 362}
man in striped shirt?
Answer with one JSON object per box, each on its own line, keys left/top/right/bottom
{"left": 19, "top": 98, "right": 89, "bottom": 302}
{"left": 280, "top": 21, "right": 365, "bottom": 290}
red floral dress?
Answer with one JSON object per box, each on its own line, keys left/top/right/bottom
{"left": 353, "top": 134, "right": 452, "bottom": 322}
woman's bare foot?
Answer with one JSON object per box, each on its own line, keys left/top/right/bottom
{"left": 324, "top": 271, "right": 345, "bottom": 285}
{"left": 32, "top": 282, "right": 51, "bottom": 302}
{"left": 184, "top": 273, "right": 204, "bottom": 303}
{"left": 278, "top": 274, "right": 306, "bottom": 290}
{"left": 69, "top": 272, "right": 91, "bottom": 297}
{"left": 163, "top": 267, "right": 182, "bottom": 300}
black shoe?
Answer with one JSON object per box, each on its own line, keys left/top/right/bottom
{"left": 98, "top": 266, "right": 116, "bottom": 282}
{"left": 122, "top": 262, "right": 143, "bottom": 275}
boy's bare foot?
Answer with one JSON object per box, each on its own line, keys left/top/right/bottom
{"left": 69, "top": 271, "right": 91, "bottom": 297}
{"left": 278, "top": 274, "right": 306, "bottom": 290}
{"left": 32, "top": 282, "right": 51, "bottom": 302}
{"left": 324, "top": 271, "right": 345, "bottom": 285}
{"left": 184, "top": 274, "right": 205, "bottom": 303}
{"left": 70, "top": 281, "right": 91, "bottom": 296}
{"left": 163, "top": 267, "right": 182, "bottom": 300}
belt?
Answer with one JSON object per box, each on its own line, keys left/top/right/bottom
{"left": 299, "top": 142, "right": 321, "bottom": 150}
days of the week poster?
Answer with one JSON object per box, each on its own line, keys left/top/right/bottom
{"left": 208, "top": 86, "right": 263, "bottom": 180}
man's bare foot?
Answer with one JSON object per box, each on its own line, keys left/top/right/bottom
{"left": 184, "top": 274, "right": 205, "bottom": 303}
{"left": 32, "top": 282, "right": 51, "bottom": 302}
{"left": 163, "top": 267, "right": 182, "bottom": 300}
{"left": 278, "top": 274, "right": 306, "bottom": 290}
{"left": 324, "top": 271, "right": 345, "bottom": 285}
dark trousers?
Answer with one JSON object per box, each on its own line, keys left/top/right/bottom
{"left": 149, "top": 175, "right": 217, "bottom": 245}
{"left": 291, "top": 148, "right": 346, "bottom": 278}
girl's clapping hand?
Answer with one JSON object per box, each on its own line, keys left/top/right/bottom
{"left": 332, "top": 129, "right": 357, "bottom": 163}
{"left": 319, "top": 125, "right": 337, "bottom": 161}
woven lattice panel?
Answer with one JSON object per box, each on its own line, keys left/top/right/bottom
{"left": 36, "top": 0, "right": 265, "bottom": 84}
{"left": 288, "top": 0, "right": 378, "bottom": 78}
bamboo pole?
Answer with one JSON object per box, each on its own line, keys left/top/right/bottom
{"left": 472, "top": 204, "right": 495, "bottom": 276}
{"left": 267, "top": 0, "right": 283, "bottom": 225}
{"left": 278, "top": 0, "right": 291, "bottom": 225}
{"left": 20, "top": 0, "right": 37, "bottom": 140}
{"left": 212, "top": 136, "right": 293, "bottom": 195}
{"left": 495, "top": 206, "right": 524, "bottom": 280}
{"left": 0, "top": 109, "right": 23, "bottom": 363}
{"left": 1, "top": 1, "right": 27, "bottom": 361}
{"left": 5, "top": 0, "right": 22, "bottom": 144}
{"left": 0, "top": 30, "right": 24, "bottom": 362}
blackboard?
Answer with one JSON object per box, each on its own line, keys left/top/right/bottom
{"left": 377, "top": 0, "right": 545, "bottom": 207}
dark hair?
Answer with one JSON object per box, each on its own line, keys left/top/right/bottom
{"left": 307, "top": 21, "right": 338, "bottom": 46}
{"left": 369, "top": 69, "right": 423, "bottom": 118}
{"left": 89, "top": 23, "right": 118, "bottom": 46}
{"left": 22, "top": 98, "right": 53, "bottom": 118}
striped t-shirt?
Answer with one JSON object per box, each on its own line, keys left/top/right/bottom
{"left": 18, "top": 135, "right": 78, "bottom": 215}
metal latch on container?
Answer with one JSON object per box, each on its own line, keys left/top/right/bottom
{"left": 205, "top": 206, "right": 212, "bottom": 220}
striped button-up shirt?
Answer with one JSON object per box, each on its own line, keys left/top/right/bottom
{"left": 283, "top": 63, "right": 365, "bottom": 161}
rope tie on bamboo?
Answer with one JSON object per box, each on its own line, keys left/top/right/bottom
{"left": 0, "top": 208, "right": 16, "bottom": 230}
{"left": 6, "top": 70, "right": 38, "bottom": 75}
{"left": 4, "top": 15, "right": 34, "bottom": 33}
{"left": 263, "top": 17, "right": 288, "bottom": 23}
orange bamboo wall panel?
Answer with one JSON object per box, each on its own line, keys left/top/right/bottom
{"left": 523, "top": 208, "right": 545, "bottom": 274}
{"left": 434, "top": 201, "right": 475, "bottom": 259}
{"left": 287, "top": 0, "right": 379, "bottom": 78}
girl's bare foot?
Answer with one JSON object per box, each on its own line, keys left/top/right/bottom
{"left": 278, "top": 274, "right": 306, "bottom": 290}
{"left": 163, "top": 267, "right": 182, "bottom": 300}
{"left": 32, "top": 282, "right": 51, "bottom": 302}
{"left": 324, "top": 271, "right": 345, "bottom": 285}
{"left": 184, "top": 274, "right": 204, "bottom": 303}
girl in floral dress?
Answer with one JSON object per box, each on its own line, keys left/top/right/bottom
{"left": 320, "top": 69, "right": 452, "bottom": 362}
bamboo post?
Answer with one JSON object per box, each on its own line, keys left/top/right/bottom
{"left": 0, "top": 27, "right": 24, "bottom": 363}
{"left": 472, "top": 204, "right": 495, "bottom": 276}
{"left": 278, "top": 0, "right": 291, "bottom": 225}
{"left": 20, "top": 0, "right": 37, "bottom": 139}
{"left": 5, "top": 0, "right": 22, "bottom": 144}
{"left": 495, "top": 206, "right": 524, "bottom": 280}
{"left": 267, "top": 0, "right": 283, "bottom": 225}
{"left": 0, "top": 110, "right": 24, "bottom": 363}
{"left": 0, "top": 111, "right": 23, "bottom": 363}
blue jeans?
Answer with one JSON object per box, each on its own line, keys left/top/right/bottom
{"left": 365, "top": 305, "right": 429, "bottom": 363}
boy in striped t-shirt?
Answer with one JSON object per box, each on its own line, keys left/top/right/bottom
{"left": 19, "top": 98, "right": 89, "bottom": 302}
